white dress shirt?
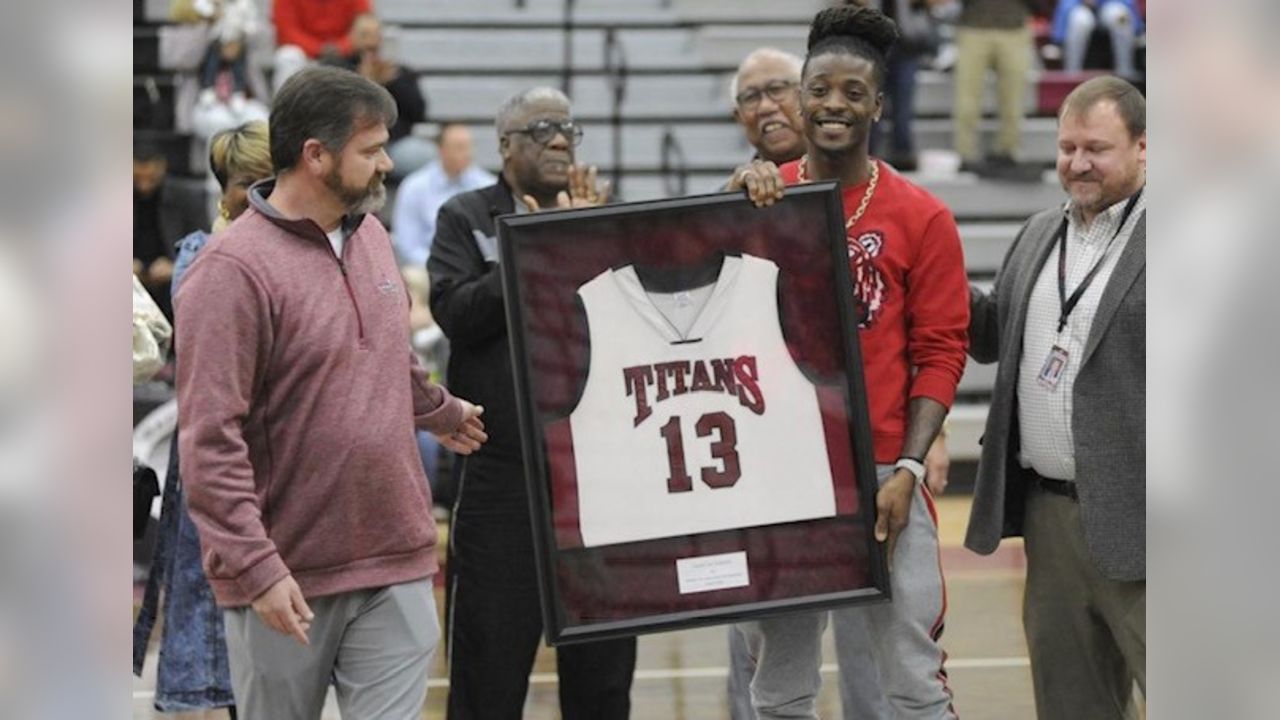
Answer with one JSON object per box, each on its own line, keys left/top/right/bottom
{"left": 1017, "top": 190, "right": 1145, "bottom": 480}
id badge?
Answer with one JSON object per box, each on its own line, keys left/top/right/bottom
{"left": 1037, "top": 345, "right": 1069, "bottom": 390}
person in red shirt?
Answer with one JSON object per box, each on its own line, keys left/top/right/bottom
{"left": 728, "top": 5, "right": 968, "bottom": 719}
{"left": 271, "top": 0, "right": 371, "bottom": 93}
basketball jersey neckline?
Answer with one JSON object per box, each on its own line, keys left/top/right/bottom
{"left": 609, "top": 255, "right": 744, "bottom": 344}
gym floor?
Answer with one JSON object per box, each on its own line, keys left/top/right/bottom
{"left": 132, "top": 495, "right": 1036, "bottom": 719}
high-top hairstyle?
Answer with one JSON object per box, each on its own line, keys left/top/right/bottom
{"left": 804, "top": 4, "right": 900, "bottom": 88}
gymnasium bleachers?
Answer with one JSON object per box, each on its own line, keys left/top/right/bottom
{"left": 133, "top": 0, "right": 1091, "bottom": 471}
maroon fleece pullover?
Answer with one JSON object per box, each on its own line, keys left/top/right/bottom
{"left": 176, "top": 182, "right": 464, "bottom": 607}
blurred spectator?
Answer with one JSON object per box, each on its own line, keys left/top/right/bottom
{"left": 402, "top": 265, "right": 449, "bottom": 494}
{"left": 867, "top": 0, "right": 946, "bottom": 171}
{"left": 392, "top": 123, "right": 495, "bottom": 267}
{"left": 1051, "top": 0, "right": 1144, "bottom": 78}
{"left": 173, "top": 121, "right": 274, "bottom": 288}
{"left": 189, "top": 0, "right": 270, "bottom": 140}
{"left": 271, "top": 0, "right": 370, "bottom": 93}
{"left": 132, "top": 121, "right": 273, "bottom": 717}
{"left": 952, "top": 0, "right": 1033, "bottom": 175}
{"left": 134, "top": 141, "right": 209, "bottom": 320}
{"left": 325, "top": 13, "right": 433, "bottom": 179}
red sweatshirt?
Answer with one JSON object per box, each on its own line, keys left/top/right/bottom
{"left": 272, "top": 0, "right": 370, "bottom": 58}
{"left": 175, "top": 183, "right": 465, "bottom": 607}
{"left": 780, "top": 160, "right": 969, "bottom": 463}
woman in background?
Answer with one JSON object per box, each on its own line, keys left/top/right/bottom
{"left": 132, "top": 120, "right": 272, "bottom": 717}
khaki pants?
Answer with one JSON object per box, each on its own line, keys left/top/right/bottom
{"left": 952, "top": 26, "right": 1032, "bottom": 160}
{"left": 1023, "top": 484, "right": 1146, "bottom": 720}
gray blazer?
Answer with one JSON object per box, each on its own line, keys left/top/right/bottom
{"left": 966, "top": 206, "right": 1145, "bottom": 582}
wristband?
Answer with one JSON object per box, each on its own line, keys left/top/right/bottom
{"left": 894, "top": 457, "right": 926, "bottom": 485}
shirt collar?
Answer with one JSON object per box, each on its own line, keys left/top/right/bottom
{"left": 1064, "top": 187, "right": 1144, "bottom": 241}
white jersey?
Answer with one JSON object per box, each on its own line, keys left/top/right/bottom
{"left": 568, "top": 254, "right": 836, "bottom": 547}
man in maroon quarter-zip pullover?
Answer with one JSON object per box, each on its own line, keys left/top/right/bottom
{"left": 175, "top": 66, "right": 487, "bottom": 720}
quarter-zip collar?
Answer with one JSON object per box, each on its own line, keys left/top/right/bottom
{"left": 249, "top": 178, "right": 369, "bottom": 344}
{"left": 248, "top": 178, "right": 367, "bottom": 244}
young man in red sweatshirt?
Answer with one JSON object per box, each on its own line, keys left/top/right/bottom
{"left": 729, "top": 6, "right": 968, "bottom": 719}
{"left": 176, "top": 66, "right": 487, "bottom": 719}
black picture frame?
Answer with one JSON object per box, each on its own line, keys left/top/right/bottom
{"left": 497, "top": 182, "right": 888, "bottom": 645}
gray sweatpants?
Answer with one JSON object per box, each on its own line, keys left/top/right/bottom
{"left": 727, "top": 613, "right": 887, "bottom": 720}
{"left": 734, "top": 465, "right": 956, "bottom": 719}
{"left": 224, "top": 579, "right": 439, "bottom": 720}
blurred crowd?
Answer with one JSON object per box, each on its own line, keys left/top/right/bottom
{"left": 135, "top": 0, "right": 1149, "bottom": 310}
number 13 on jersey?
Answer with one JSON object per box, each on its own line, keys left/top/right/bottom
{"left": 659, "top": 412, "right": 741, "bottom": 493}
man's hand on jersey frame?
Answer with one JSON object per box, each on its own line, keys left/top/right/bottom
{"left": 875, "top": 470, "right": 916, "bottom": 567}
{"left": 728, "top": 159, "right": 786, "bottom": 207}
{"left": 436, "top": 400, "right": 488, "bottom": 455}
{"left": 521, "top": 163, "right": 613, "bottom": 211}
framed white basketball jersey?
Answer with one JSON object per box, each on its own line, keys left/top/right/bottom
{"left": 567, "top": 253, "right": 838, "bottom": 547}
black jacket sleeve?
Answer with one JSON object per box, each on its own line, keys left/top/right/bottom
{"left": 427, "top": 199, "right": 509, "bottom": 346}
{"left": 968, "top": 283, "right": 1001, "bottom": 365}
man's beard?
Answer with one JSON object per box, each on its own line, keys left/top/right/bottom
{"left": 325, "top": 165, "right": 387, "bottom": 215}
{"left": 1067, "top": 171, "right": 1140, "bottom": 215}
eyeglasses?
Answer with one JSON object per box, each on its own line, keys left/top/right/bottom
{"left": 735, "top": 80, "right": 798, "bottom": 110}
{"left": 504, "top": 119, "right": 584, "bottom": 146}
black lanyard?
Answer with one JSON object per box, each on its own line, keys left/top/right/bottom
{"left": 1056, "top": 189, "right": 1143, "bottom": 334}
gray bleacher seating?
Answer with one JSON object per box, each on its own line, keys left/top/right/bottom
{"left": 377, "top": 0, "right": 674, "bottom": 24}
{"left": 397, "top": 27, "right": 704, "bottom": 72}
{"left": 694, "top": 25, "right": 810, "bottom": 66}
{"left": 958, "top": 222, "right": 1025, "bottom": 276}
{"left": 425, "top": 74, "right": 734, "bottom": 120}
{"left": 669, "top": 0, "right": 829, "bottom": 23}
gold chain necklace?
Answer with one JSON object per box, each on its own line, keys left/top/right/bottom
{"left": 798, "top": 155, "right": 879, "bottom": 234}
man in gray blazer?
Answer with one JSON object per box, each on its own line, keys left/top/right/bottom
{"left": 966, "top": 75, "right": 1146, "bottom": 720}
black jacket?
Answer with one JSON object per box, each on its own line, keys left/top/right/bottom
{"left": 134, "top": 177, "right": 210, "bottom": 262}
{"left": 427, "top": 177, "right": 523, "bottom": 465}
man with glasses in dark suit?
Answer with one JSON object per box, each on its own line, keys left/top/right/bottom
{"left": 427, "top": 87, "right": 635, "bottom": 720}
